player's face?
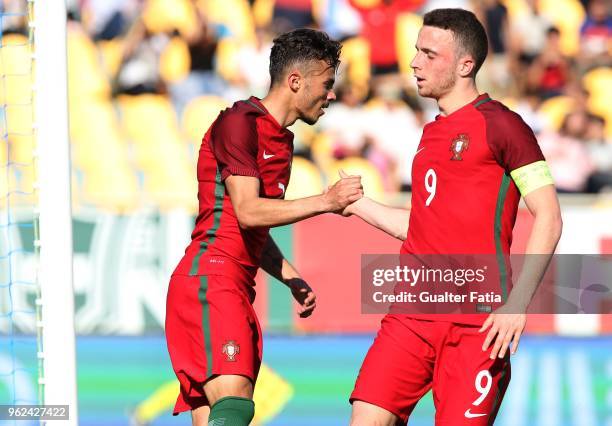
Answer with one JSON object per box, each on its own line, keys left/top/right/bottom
{"left": 410, "top": 26, "right": 459, "bottom": 99}
{"left": 296, "top": 60, "right": 336, "bottom": 125}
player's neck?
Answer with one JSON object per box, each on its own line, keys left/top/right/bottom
{"left": 437, "top": 82, "right": 480, "bottom": 117}
{"left": 260, "top": 90, "right": 297, "bottom": 128}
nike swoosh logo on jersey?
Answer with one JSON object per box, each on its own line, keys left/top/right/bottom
{"left": 415, "top": 147, "right": 425, "bottom": 156}
{"left": 464, "top": 409, "right": 487, "bottom": 418}
{"left": 263, "top": 151, "right": 274, "bottom": 159}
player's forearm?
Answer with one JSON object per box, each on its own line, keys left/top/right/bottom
{"left": 507, "top": 212, "right": 562, "bottom": 310}
{"left": 236, "top": 194, "right": 331, "bottom": 229}
{"left": 260, "top": 237, "right": 301, "bottom": 283}
{"left": 348, "top": 197, "right": 410, "bottom": 241}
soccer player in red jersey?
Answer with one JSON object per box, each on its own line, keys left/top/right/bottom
{"left": 165, "top": 29, "right": 362, "bottom": 426}
{"left": 345, "top": 9, "right": 563, "bottom": 425}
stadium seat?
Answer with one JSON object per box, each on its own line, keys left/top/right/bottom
{"left": 67, "top": 27, "right": 111, "bottom": 100}
{"left": 197, "top": 0, "right": 256, "bottom": 42}
{"left": 538, "top": 96, "right": 574, "bottom": 131}
{"left": 252, "top": 0, "right": 274, "bottom": 28}
{"left": 285, "top": 156, "right": 324, "bottom": 200}
{"left": 215, "top": 37, "right": 241, "bottom": 82}
{"left": 97, "top": 39, "right": 124, "bottom": 78}
{"left": 142, "top": 0, "right": 198, "bottom": 36}
{"left": 310, "top": 132, "right": 335, "bottom": 171}
{"left": 80, "top": 165, "right": 139, "bottom": 212}
{"left": 0, "top": 34, "right": 32, "bottom": 106}
{"left": 325, "top": 157, "right": 385, "bottom": 201}
{"left": 143, "top": 156, "right": 197, "bottom": 211}
{"left": 160, "top": 37, "right": 191, "bottom": 84}
{"left": 538, "top": 0, "right": 585, "bottom": 56}
{"left": 396, "top": 13, "right": 423, "bottom": 75}
{"left": 340, "top": 36, "right": 371, "bottom": 91}
{"left": 182, "top": 95, "right": 228, "bottom": 143}
{"left": 117, "top": 94, "right": 182, "bottom": 145}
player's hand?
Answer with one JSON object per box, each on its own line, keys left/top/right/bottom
{"left": 286, "top": 278, "right": 316, "bottom": 318}
{"left": 479, "top": 309, "right": 526, "bottom": 360}
{"left": 323, "top": 169, "right": 363, "bottom": 213}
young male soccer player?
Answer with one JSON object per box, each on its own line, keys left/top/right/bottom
{"left": 165, "top": 29, "right": 362, "bottom": 426}
{"left": 345, "top": 9, "right": 563, "bottom": 425}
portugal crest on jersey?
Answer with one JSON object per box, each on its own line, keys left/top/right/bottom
{"left": 222, "top": 340, "right": 240, "bottom": 361}
{"left": 450, "top": 134, "right": 470, "bottom": 161}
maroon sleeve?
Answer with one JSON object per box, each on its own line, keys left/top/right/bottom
{"left": 483, "top": 108, "right": 545, "bottom": 173}
{"left": 209, "top": 111, "right": 261, "bottom": 180}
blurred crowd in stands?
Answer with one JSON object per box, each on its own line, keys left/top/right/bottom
{"left": 1, "top": 0, "right": 610, "bottom": 211}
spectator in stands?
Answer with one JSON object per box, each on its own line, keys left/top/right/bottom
{"left": 361, "top": 82, "right": 422, "bottom": 192}
{"left": 350, "top": 0, "right": 422, "bottom": 78}
{"left": 538, "top": 111, "right": 595, "bottom": 192}
{"left": 81, "top": 0, "right": 140, "bottom": 41}
{"left": 317, "top": 0, "right": 362, "bottom": 41}
{"left": 526, "top": 27, "right": 572, "bottom": 100}
{"left": 578, "top": 0, "right": 612, "bottom": 71}
{"left": 1, "top": 0, "right": 27, "bottom": 34}
{"left": 585, "top": 114, "right": 612, "bottom": 192}
{"left": 272, "top": 0, "right": 314, "bottom": 32}
{"left": 318, "top": 84, "right": 368, "bottom": 159}
{"left": 169, "top": 3, "right": 229, "bottom": 115}
{"left": 236, "top": 27, "right": 274, "bottom": 98}
{"left": 115, "top": 16, "right": 169, "bottom": 95}
{"left": 476, "top": 0, "right": 510, "bottom": 95}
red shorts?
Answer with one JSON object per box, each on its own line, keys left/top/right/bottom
{"left": 350, "top": 315, "right": 511, "bottom": 425}
{"left": 165, "top": 272, "right": 262, "bottom": 414}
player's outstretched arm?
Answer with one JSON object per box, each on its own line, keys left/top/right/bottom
{"left": 260, "top": 236, "right": 316, "bottom": 318}
{"left": 343, "top": 197, "right": 410, "bottom": 241}
{"left": 225, "top": 174, "right": 363, "bottom": 229}
{"left": 337, "top": 170, "right": 410, "bottom": 240}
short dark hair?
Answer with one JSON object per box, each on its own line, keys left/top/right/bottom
{"left": 423, "top": 8, "right": 488, "bottom": 76}
{"left": 269, "top": 28, "right": 341, "bottom": 86}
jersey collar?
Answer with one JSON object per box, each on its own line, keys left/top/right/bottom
{"left": 435, "top": 93, "right": 491, "bottom": 121}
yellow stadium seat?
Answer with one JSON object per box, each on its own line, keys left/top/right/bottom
{"left": 160, "top": 36, "right": 191, "bottom": 83}
{"left": 396, "top": 13, "right": 423, "bottom": 75}
{"left": 97, "top": 39, "right": 124, "bottom": 78}
{"left": 9, "top": 134, "right": 34, "bottom": 166}
{"left": 538, "top": 95, "right": 574, "bottom": 131}
{"left": 143, "top": 155, "right": 197, "bottom": 211}
{"left": 285, "top": 156, "right": 324, "bottom": 200}
{"left": 80, "top": 165, "right": 139, "bottom": 212}
{"left": 142, "top": 0, "right": 198, "bottom": 36}
{"left": 197, "top": 0, "right": 255, "bottom": 42}
{"left": 117, "top": 94, "right": 182, "bottom": 143}
{"left": 583, "top": 67, "right": 612, "bottom": 95}
{"left": 182, "top": 95, "right": 228, "bottom": 143}
{"left": 215, "top": 37, "right": 241, "bottom": 82}
{"left": 340, "top": 36, "right": 371, "bottom": 90}
{"left": 67, "top": 28, "right": 111, "bottom": 99}
{"left": 310, "top": 131, "right": 335, "bottom": 171}
{"left": 5, "top": 104, "right": 32, "bottom": 137}
{"left": 0, "top": 34, "right": 30, "bottom": 74}
{"left": 325, "top": 157, "right": 385, "bottom": 201}
{"left": 538, "top": 0, "right": 585, "bottom": 56}
{"left": 501, "top": 0, "right": 529, "bottom": 20}
{"left": 252, "top": 0, "right": 274, "bottom": 28}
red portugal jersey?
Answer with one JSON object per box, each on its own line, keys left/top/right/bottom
{"left": 174, "top": 97, "right": 293, "bottom": 279}
{"left": 401, "top": 94, "right": 545, "bottom": 323}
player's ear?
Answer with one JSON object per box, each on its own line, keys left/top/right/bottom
{"left": 457, "top": 55, "right": 475, "bottom": 78}
{"left": 287, "top": 70, "right": 302, "bottom": 93}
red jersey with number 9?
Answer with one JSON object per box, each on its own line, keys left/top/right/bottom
{"left": 400, "top": 94, "right": 545, "bottom": 323}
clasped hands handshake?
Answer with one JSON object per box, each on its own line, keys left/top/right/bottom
{"left": 323, "top": 169, "right": 364, "bottom": 216}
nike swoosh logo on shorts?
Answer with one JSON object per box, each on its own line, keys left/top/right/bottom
{"left": 263, "top": 151, "right": 274, "bottom": 159}
{"left": 464, "top": 409, "right": 487, "bottom": 418}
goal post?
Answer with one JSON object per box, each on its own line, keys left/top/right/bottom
{"left": 34, "top": 0, "right": 78, "bottom": 423}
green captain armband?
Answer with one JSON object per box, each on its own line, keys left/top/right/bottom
{"left": 510, "top": 161, "right": 554, "bottom": 196}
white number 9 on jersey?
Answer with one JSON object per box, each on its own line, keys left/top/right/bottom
{"left": 425, "top": 168, "right": 437, "bottom": 206}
